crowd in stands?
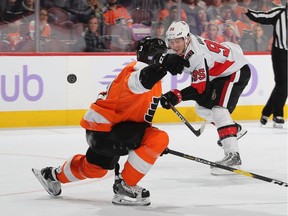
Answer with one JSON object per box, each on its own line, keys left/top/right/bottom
{"left": 0, "top": 0, "right": 285, "bottom": 52}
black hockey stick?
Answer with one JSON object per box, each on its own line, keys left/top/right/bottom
{"left": 169, "top": 103, "right": 205, "bottom": 137}
{"left": 167, "top": 148, "right": 288, "bottom": 188}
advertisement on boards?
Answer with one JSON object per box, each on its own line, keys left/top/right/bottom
{"left": 0, "top": 54, "right": 276, "bottom": 112}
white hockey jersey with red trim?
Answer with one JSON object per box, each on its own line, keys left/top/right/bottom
{"left": 169, "top": 34, "right": 249, "bottom": 94}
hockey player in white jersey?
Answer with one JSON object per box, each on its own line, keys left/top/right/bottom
{"left": 160, "top": 21, "right": 251, "bottom": 175}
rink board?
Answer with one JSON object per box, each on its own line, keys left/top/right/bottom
{"left": 0, "top": 53, "right": 287, "bottom": 127}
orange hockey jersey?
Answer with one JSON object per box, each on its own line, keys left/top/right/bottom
{"left": 80, "top": 61, "right": 162, "bottom": 132}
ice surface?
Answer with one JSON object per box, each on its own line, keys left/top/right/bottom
{"left": 0, "top": 121, "right": 287, "bottom": 216}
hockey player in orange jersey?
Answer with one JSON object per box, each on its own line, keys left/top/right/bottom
{"left": 32, "top": 36, "right": 189, "bottom": 206}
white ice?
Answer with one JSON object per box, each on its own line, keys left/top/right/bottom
{"left": 0, "top": 121, "right": 287, "bottom": 216}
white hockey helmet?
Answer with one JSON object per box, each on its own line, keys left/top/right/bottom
{"left": 166, "top": 21, "right": 190, "bottom": 40}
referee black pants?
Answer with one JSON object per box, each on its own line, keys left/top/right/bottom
{"left": 262, "top": 47, "right": 287, "bottom": 117}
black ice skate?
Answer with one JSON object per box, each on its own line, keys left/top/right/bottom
{"left": 112, "top": 164, "right": 150, "bottom": 206}
{"left": 217, "top": 123, "right": 247, "bottom": 147}
{"left": 211, "top": 152, "right": 242, "bottom": 175}
{"left": 260, "top": 115, "right": 268, "bottom": 125}
{"left": 32, "top": 167, "right": 61, "bottom": 196}
{"left": 273, "top": 116, "right": 285, "bottom": 128}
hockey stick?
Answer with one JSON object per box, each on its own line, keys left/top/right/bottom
{"left": 167, "top": 148, "right": 288, "bottom": 188}
{"left": 169, "top": 103, "right": 205, "bottom": 137}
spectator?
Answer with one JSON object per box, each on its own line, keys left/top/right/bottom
{"left": 163, "top": 5, "right": 186, "bottom": 31}
{"left": 152, "top": 21, "right": 165, "bottom": 40}
{"left": 2, "top": 0, "right": 24, "bottom": 23}
{"left": 240, "top": 23, "right": 270, "bottom": 51}
{"left": 256, "top": 0, "right": 276, "bottom": 11}
{"left": 222, "top": 21, "right": 239, "bottom": 44}
{"left": 157, "top": 0, "right": 187, "bottom": 23}
{"left": 214, "top": 4, "right": 237, "bottom": 24}
{"left": 254, "top": 0, "right": 275, "bottom": 39}
{"left": 224, "top": 0, "right": 238, "bottom": 8}
{"left": 182, "top": 0, "right": 203, "bottom": 35}
{"left": 198, "top": 0, "right": 207, "bottom": 9}
{"left": 64, "top": 0, "right": 89, "bottom": 23}
{"left": 21, "top": 0, "right": 35, "bottom": 22}
{"left": 27, "top": 8, "right": 51, "bottom": 41}
{"left": 6, "top": 22, "right": 22, "bottom": 49}
{"left": 195, "top": 8, "right": 208, "bottom": 35}
{"left": 73, "top": 15, "right": 107, "bottom": 52}
{"left": 102, "top": 0, "right": 133, "bottom": 28}
{"left": 206, "top": 0, "right": 223, "bottom": 21}
{"left": 201, "top": 21, "right": 225, "bottom": 43}
{"left": 68, "top": 0, "right": 105, "bottom": 33}
{"left": 235, "top": 10, "right": 255, "bottom": 37}
{"left": 233, "top": 0, "right": 257, "bottom": 19}
{"left": 214, "top": 4, "right": 240, "bottom": 37}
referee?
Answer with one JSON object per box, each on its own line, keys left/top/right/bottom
{"left": 238, "top": 3, "right": 287, "bottom": 128}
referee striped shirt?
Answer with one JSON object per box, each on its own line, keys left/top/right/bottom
{"left": 245, "top": 4, "right": 287, "bottom": 50}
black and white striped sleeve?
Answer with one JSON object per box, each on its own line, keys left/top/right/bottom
{"left": 245, "top": 7, "right": 283, "bottom": 24}
{"left": 245, "top": 6, "right": 287, "bottom": 50}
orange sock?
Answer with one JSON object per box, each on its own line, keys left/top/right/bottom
{"left": 56, "top": 154, "right": 108, "bottom": 183}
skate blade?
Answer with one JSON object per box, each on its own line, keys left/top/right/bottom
{"left": 112, "top": 194, "right": 151, "bottom": 206}
{"left": 32, "top": 168, "right": 61, "bottom": 196}
{"left": 273, "top": 122, "right": 284, "bottom": 128}
{"left": 211, "top": 166, "right": 241, "bottom": 176}
{"left": 237, "top": 129, "right": 247, "bottom": 140}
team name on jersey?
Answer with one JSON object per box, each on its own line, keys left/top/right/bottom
{"left": 185, "top": 50, "right": 194, "bottom": 60}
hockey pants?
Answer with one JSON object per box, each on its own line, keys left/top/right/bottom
{"left": 56, "top": 127, "right": 169, "bottom": 186}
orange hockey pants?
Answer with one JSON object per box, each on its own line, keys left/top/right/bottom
{"left": 56, "top": 127, "right": 169, "bottom": 185}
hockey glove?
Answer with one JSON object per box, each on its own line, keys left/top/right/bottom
{"left": 154, "top": 53, "right": 190, "bottom": 75}
{"left": 160, "top": 89, "right": 182, "bottom": 109}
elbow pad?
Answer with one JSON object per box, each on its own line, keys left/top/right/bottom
{"left": 180, "top": 86, "right": 203, "bottom": 101}
{"left": 181, "top": 82, "right": 212, "bottom": 102}
{"left": 139, "top": 64, "right": 167, "bottom": 89}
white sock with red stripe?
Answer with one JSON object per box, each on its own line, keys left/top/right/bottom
{"left": 212, "top": 106, "right": 239, "bottom": 154}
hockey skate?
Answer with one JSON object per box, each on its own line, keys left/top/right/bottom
{"left": 112, "top": 164, "right": 151, "bottom": 206}
{"left": 273, "top": 116, "right": 285, "bottom": 128}
{"left": 211, "top": 152, "right": 242, "bottom": 175}
{"left": 217, "top": 123, "right": 247, "bottom": 147}
{"left": 32, "top": 167, "right": 61, "bottom": 196}
{"left": 260, "top": 115, "right": 268, "bottom": 125}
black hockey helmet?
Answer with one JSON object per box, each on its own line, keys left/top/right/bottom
{"left": 136, "top": 36, "right": 167, "bottom": 64}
